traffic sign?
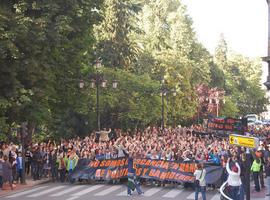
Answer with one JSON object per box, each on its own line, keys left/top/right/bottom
{"left": 229, "top": 134, "right": 259, "bottom": 148}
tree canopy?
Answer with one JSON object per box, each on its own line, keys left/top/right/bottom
{"left": 0, "top": 0, "right": 268, "bottom": 141}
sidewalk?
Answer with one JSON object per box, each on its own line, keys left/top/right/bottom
{"left": 250, "top": 186, "right": 266, "bottom": 199}
{"left": 0, "top": 177, "right": 50, "bottom": 198}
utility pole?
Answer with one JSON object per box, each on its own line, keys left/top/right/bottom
{"left": 263, "top": 0, "right": 270, "bottom": 89}
{"left": 21, "top": 122, "right": 27, "bottom": 184}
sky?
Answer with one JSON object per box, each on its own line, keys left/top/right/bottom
{"left": 182, "top": 0, "right": 268, "bottom": 81}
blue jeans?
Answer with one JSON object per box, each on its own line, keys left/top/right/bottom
{"left": 195, "top": 186, "right": 206, "bottom": 200}
{"left": 229, "top": 186, "right": 240, "bottom": 200}
{"left": 127, "top": 177, "right": 142, "bottom": 195}
{"left": 253, "top": 172, "right": 260, "bottom": 192}
{"left": 68, "top": 169, "right": 75, "bottom": 184}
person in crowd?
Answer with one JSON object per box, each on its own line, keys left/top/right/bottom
{"left": 43, "top": 148, "right": 51, "bottom": 178}
{"left": 50, "top": 149, "right": 58, "bottom": 182}
{"left": 66, "top": 149, "right": 79, "bottom": 183}
{"left": 239, "top": 152, "right": 247, "bottom": 199}
{"left": 127, "top": 147, "right": 143, "bottom": 196}
{"left": 265, "top": 156, "right": 270, "bottom": 196}
{"left": 256, "top": 146, "right": 266, "bottom": 189}
{"left": 25, "top": 148, "right": 32, "bottom": 175}
{"left": 15, "top": 152, "right": 23, "bottom": 183}
{"left": 3, "top": 155, "right": 13, "bottom": 190}
{"left": 10, "top": 150, "right": 17, "bottom": 184}
{"left": 251, "top": 155, "right": 262, "bottom": 192}
{"left": 32, "top": 146, "right": 42, "bottom": 180}
{"left": 0, "top": 153, "right": 4, "bottom": 190}
{"left": 57, "top": 151, "right": 66, "bottom": 183}
{"left": 194, "top": 163, "right": 206, "bottom": 200}
{"left": 226, "top": 157, "right": 242, "bottom": 200}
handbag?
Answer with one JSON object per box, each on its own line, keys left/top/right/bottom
{"left": 194, "top": 170, "right": 203, "bottom": 188}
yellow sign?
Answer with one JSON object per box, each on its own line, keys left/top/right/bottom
{"left": 229, "top": 134, "right": 259, "bottom": 148}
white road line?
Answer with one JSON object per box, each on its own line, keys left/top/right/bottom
{"left": 94, "top": 185, "right": 122, "bottom": 196}
{"left": 71, "top": 185, "right": 104, "bottom": 196}
{"left": 144, "top": 188, "right": 163, "bottom": 197}
{"left": 65, "top": 196, "right": 79, "bottom": 200}
{"left": 27, "top": 186, "right": 66, "bottom": 197}
{"left": 186, "top": 192, "right": 202, "bottom": 199}
{"left": 162, "top": 189, "right": 183, "bottom": 198}
{"left": 117, "top": 190, "right": 127, "bottom": 196}
{"left": 210, "top": 193, "right": 221, "bottom": 200}
{"left": 50, "top": 185, "right": 85, "bottom": 197}
{"left": 5, "top": 186, "right": 49, "bottom": 198}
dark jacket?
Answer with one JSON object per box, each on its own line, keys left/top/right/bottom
{"left": 265, "top": 161, "right": 270, "bottom": 177}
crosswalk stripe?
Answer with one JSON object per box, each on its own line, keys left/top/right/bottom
{"left": 117, "top": 190, "right": 127, "bottom": 196}
{"left": 65, "top": 196, "right": 79, "bottom": 200}
{"left": 186, "top": 192, "right": 202, "bottom": 199}
{"left": 162, "top": 189, "right": 183, "bottom": 198}
{"left": 27, "top": 186, "right": 66, "bottom": 197}
{"left": 94, "top": 185, "right": 122, "bottom": 196}
{"left": 210, "top": 193, "right": 220, "bottom": 200}
{"left": 144, "top": 188, "right": 163, "bottom": 197}
{"left": 71, "top": 185, "right": 104, "bottom": 196}
{"left": 50, "top": 185, "right": 85, "bottom": 197}
{"left": 5, "top": 186, "right": 49, "bottom": 198}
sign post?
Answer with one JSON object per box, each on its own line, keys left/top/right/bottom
{"left": 229, "top": 134, "right": 259, "bottom": 200}
{"left": 229, "top": 134, "right": 259, "bottom": 149}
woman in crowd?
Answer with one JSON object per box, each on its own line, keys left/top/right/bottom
{"left": 226, "top": 157, "right": 242, "bottom": 200}
{"left": 3, "top": 155, "right": 13, "bottom": 190}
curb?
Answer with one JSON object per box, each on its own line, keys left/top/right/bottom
{"left": 0, "top": 179, "right": 51, "bottom": 198}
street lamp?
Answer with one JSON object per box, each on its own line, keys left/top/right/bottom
{"left": 79, "top": 58, "right": 118, "bottom": 131}
{"left": 207, "top": 90, "right": 226, "bottom": 117}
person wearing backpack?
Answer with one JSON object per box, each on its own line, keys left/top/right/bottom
{"left": 194, "top": 163, "right": 206, "bottom": 200}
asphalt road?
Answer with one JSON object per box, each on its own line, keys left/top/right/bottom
{"left": 1, "top": 182, "right": 266, "bottom": 200}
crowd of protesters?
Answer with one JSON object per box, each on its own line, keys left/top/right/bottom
{"left": 0, "top": 124, "right": 270, "bottom": 199}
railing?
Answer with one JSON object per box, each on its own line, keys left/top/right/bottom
{"left": 219, "top": 181, "right": 233, "bottom": 200}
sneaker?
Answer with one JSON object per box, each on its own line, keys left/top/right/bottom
{"left": 127, "top": 194, "right": 132, "bottom": 197}
{"left": 266, "top": 193, "right": 270, "bottom": 196}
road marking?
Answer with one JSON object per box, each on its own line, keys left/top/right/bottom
{"left": 71, "top": 185, "right": 104, "bottom": 196}
{"left": 5, "top": 186, "right": 49, "bottom": 198}
{"left": 144, "top": 188, "right": 163, "bottom": 197}
{"left": 27, "top": 186, "right": 66, "bottom": 197}
{"left": 186, "top": 192, "right": 201, "bottom": 199}
{"left": 210, "top": 193, "right": 221, "bottom": 200}
{"left": 50, "top": 185, "right": 85, "bottom": 197}
{"left": 94, "top": 185, "right": 122, "bottom": 196}
{"left": 117, "top": 190, "right": 127, "bottom": 196}
{"left": 162, "top": 189, "right": 183, "bottom": 198}
{"left": 66, "top": 196, "right": 79, "bottom": 200}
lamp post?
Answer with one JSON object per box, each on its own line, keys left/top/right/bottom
{"left": 208, "top": 90, "right": 225, "bottom": 117}
{"left": 20, "top": 122, "right": 28, "bottom": 184}
{"left": 79, "top": 58, "right": 118, "bottom": 131}
{"left": 160, "top": 78, "right": 177, "bottom": 130}
{"left": 263, "top": 0, "right": 270, "bottom": 89}
{"left": 172, "top": 89, "right": 177, "bottom": 128}
{"left": 161, "top": 79, "right": 166, "bottom": 131}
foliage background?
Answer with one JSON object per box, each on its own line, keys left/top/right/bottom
{"left": 0, "top": 0, "right": 268, "bottom": 141}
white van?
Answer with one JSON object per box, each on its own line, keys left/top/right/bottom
{"left": 245, "top": 114, "right": 258, "bottom": 125}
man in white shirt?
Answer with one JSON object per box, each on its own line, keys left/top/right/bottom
{"left": 193, "top": 163, "right": 206, "bottom": 200}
